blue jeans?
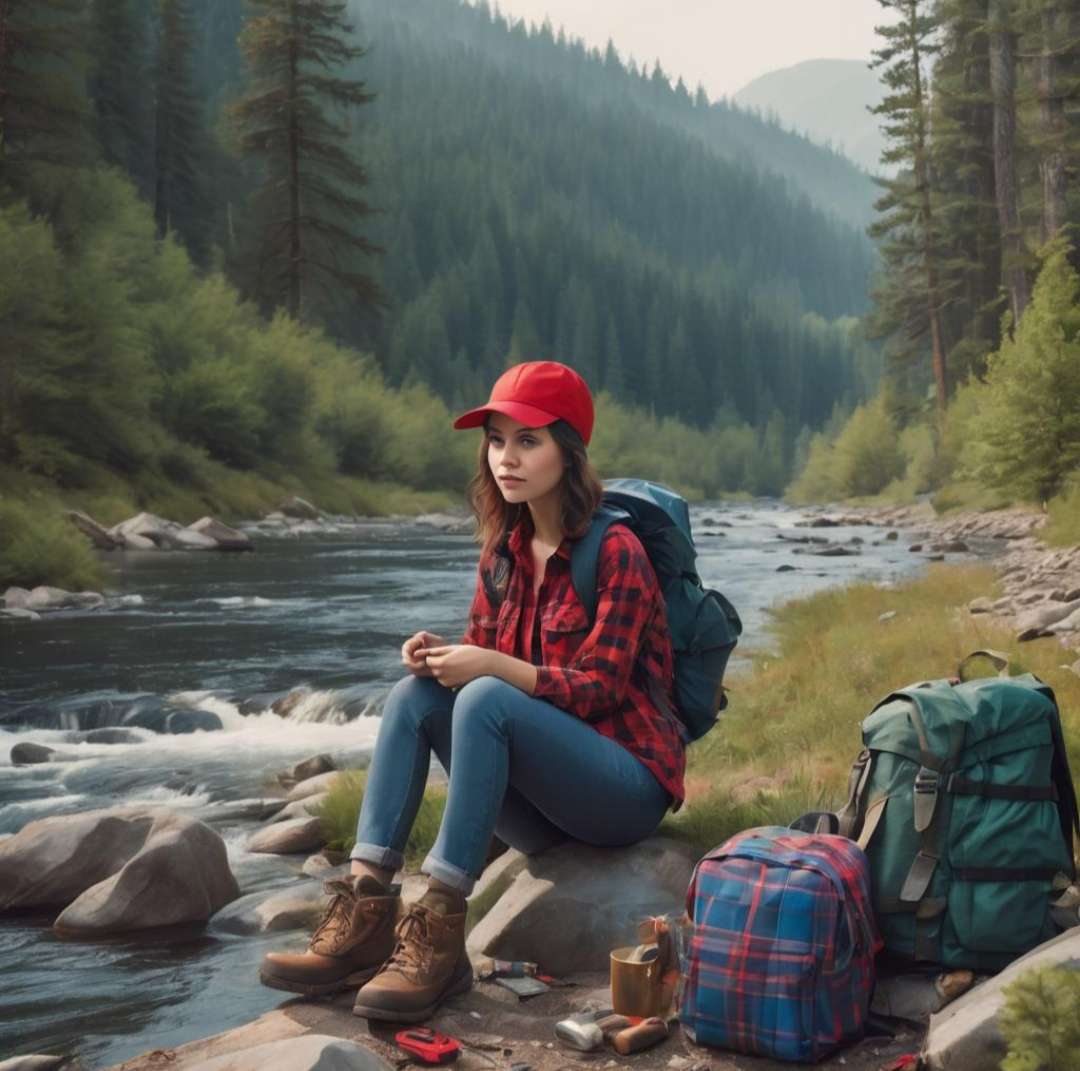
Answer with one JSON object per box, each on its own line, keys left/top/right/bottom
{"left": 351, "top": 674, "right": 672, "bottom": 894}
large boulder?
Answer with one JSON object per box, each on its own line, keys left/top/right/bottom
{"left": 110, "top": 512, "right": 218, "bottom": 552}
{"left": 195, "top": 1035, "right": 390, "bottom": 1071}
{"left": 278, "top": 753, "right": 335, "bottom": 787}
{"left": 923, "top": 928, "right": 1080, "bottom": 1070}
{"left": 465, "top": 836, "right": 697, "bottom": 976}
{"left": 188, "top": 516, "right": 254, "bottom": 552}
{"left": 10, "top": 742, "right": 60, "bottom": 765}
{"left": 247, "top": 817, "right": 325, "bottom": 856}
{"left": 1015, "top": 597, "right": 1080, "bottom": 640}
{"left": 0, "top": 809, "right": 239, "bottom": 935}
{"left": 271, "top": 794, "right": 329, "bottom": 823}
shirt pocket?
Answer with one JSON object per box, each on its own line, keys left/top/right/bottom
{"left": 543, "top": 603, "right": 591, "bottom": 649}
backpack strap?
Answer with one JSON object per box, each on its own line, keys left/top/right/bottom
{"left": 569, "top": 505, "right": 630, "bottom": 624}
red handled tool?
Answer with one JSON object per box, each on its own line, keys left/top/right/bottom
{"left": 394, "top": 1028, "right": 461, "bottom": 1065}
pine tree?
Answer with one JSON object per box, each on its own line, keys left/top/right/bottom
{"left": 154, "top": 0, "right": 207, "bottom": 261}
{"left": 988, "top": 0, "right": 1032, "bottom": 323}
{"left": 232, "top": 0, "right": 381, "bottom": 322}
{"left": 0, "top": 0, "right": 92, "bottom": 199}
{"left": 90, "top": 0, "right": 152, "bottom": 196}
{"left": 866, "top": 0, "right": 950, "bottom": 418}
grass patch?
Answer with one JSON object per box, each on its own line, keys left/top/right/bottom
{"left": 1045, "top": 484, "right": 1080, "bottom": 548}
{"left": 666, "top": 563, "right": 1080, "bottom": 846}
{"left": 0, "top": 498, "right": 105, "bottom": 591}
{"left": 316, "top": 769, "right": 448, "bottom": 869}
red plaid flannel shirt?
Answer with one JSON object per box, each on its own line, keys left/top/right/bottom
{"left": 460, "top": 511, "right": 686, "bottom": 808}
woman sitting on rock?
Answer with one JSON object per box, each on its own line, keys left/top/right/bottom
{"left": 260, "top": 360, "right": 686, "bottom": 1022}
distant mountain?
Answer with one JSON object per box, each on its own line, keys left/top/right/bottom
{"left": 734, "top": 59, "right": 886, "bottom": 176}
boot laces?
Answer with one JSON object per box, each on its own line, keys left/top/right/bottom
{"left": 309, "top": 878, "right": 357, "bottom": 952}
{"left": 382, "top": 905, "right": 436, "bottom": 979}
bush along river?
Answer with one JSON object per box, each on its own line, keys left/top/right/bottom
{"left": 0, "top": 501, "right": 991, "bottom": 1068}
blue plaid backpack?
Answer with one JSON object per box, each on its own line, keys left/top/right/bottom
{"left": 679, "top": 827, "right": 881, "bottom": 1063}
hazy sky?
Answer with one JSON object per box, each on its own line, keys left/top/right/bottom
{"left": 485, "top": 0, "right": 886, "bottom": 98}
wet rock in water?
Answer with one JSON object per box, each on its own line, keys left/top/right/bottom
{"left": 909, "top": 543, "right": 924, "bottom": 552}
{"left": 810, "top": 545, "right": 860, "bottom": 557}
{"left": 211, "top": 879, "right": 332, "bottom": 936}
{"left": 111, "top": 512, "right": 219, "bottom": 552}
{"left": 0, "top": 1056, "right": 69, "bottom": 1071}
{"left": 82, "top": 727, "right": 144, "bottom": 745}
{"left": 22, "top": 587, "right": 104, "bottom": 612}
{"left": 271, "top": 687, "right": 311, "bottom": 719}
{"left": 776, "top": 564, "right": 797, "bottom": 573}
{"left": 968, "top": 597, "right": 994, "bottom": 615}
{"left": 120, "top": 698, "right": 222, "bottom": 734}
{"left": 0, "top": 808, "right": 239, "bottom": 934}
{"left": 285, "top": 770, "right": 344, "bottom": 802}
{"left": 235, "top": 691, "right": 287, "bottom": 716}
{"left": 65, "top": 509, "right": 122, "bottom": 551}
{"left": 924, "top": 929, "right": 1080, "bottom": 1070}
{"left": 796, "top": 517, "right": 841, "bottom": 528}
{"left": 271, "top": 793, "right": 329, "bottom": 823}
{"left": 247, "top": 817, "right": 325, "bottom": 855}
{"left": 188, "top": 516, "right": 254, "bottom": 552}
{"left": 302, "top": 850, "right": 348, "bottom": 878}
{"left": 886, "top": 530, "right": 899, "bottom": 541}
{"left": 339, "top": 684, "right": 382, "bottom": 719}
{"left": 466, "top": 836, "right": 696, "bottom": 976}
{"left": 0, "top": 608, "right": 41, "bottom": 622}
{"left": 931, "top": 540, "right": 970, "bottom": 553}
{"left": 9, "top": 742, "right": 57, "bottom": 765}
{"left": 278, "top": 496, "right": 321, "bottom": 520}
{"left": 196, "top": 1036, "right": 390, "bottom": 1071}
{"left": 926, "top": 554, "right": 946, "bottom": 562}
{"left": 278, "top": 753, "right": 335, "bottom": 787}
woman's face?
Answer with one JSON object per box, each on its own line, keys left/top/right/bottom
{"left": 486, "top": 412, "right": 566, "bottom": 508}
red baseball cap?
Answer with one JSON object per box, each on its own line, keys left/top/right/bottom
{"left": 452, "top": 361, "right": 595, "bottom": 445}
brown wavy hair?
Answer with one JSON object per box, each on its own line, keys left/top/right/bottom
{"left": 467, "top": 417, "right": 604, "bottom": 562}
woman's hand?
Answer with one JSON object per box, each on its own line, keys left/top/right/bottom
{"left": 401, "top": 631, "right": 446, "bottom": 677}
{"left": 418, "top": 644, "right": 494, "bottom": 689}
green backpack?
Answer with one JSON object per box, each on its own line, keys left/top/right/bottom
{"left": 815, "top": 651, "right": 1079, "bottom": 971}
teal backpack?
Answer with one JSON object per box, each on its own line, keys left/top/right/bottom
{"left": 807, "top": 651, "right": 1079, "bottom": 972}
{"left": 570, "top": 479, "right": 741, "bottom": 742}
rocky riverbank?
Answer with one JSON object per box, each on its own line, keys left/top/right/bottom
{"left": 801, "top": 502, "right": 1080, "bottom": 670}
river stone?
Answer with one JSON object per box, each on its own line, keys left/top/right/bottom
{"left": 272, "top": 793, "right": 329, "bottom": 823}
{"left": 10, "top": 742, "right": 58, "bottom": 765}
{"left": 4, "top": 586, "right": 31, "bottom": 609}
{"left": 0, "top": 608, "right": 41, "bottom": 622}
{"left": 188, "top": 516, "right": 254, "bottom": 552}
{"left": 211, "top": 879, "right": 330, "bottom": 935}
{"left": 1015, "top": 598, "right": 1080, "bottom": 639}
{"left": 279, "top": 753, "right": 336, "bottom": 787}
{"left": 247, "top": 817, "right": 325, "bottom": 855}
{"left": 923, "top": 928, "right": 1080, "bottom": 1071}
{"left": 82, "top": 727, "right": 145, "bottom": 745}
{"left": 279, "top": 496, "right": 321, "bottom": 520}
{"left": 118, "top": 530, "right": 156, "bottom": 550}
{"left": 66, "top": 509, "right": 121, "bottom": 551}
{"left": 286, "top": 770, "right": 344, "bottom": 801}
{"left": 0, "top": 1057, "right": 68, "bottom": 1071}
{"left": 302, "top": 850, "right": 349, "bottom": 878}
{"left": 24, "top": 587, "right": 104, "bottom": 612}
{"left": 0, "top": 809, "right": 239, "bottom": 933}
{"left": 465, "top": 836, "right": 696, "bottom": 975}
{"left": 195, "top": 1035, "right": 391, "bottom": 1071}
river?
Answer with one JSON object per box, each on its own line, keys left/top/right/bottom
{"left": 0, "top": 501, "right": 940, "bottom": 1067}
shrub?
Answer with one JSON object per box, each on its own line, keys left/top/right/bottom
{"left": 0, "top": 499, "right": 104, "bottom": 591}
{"left": 1000, "top": 966, "right": 1080, "bottom": 1071}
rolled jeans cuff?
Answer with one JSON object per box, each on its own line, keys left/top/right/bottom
{"left": 350, "top": 842, "right": 405, "bottom": 872}
{"left": 421, "top": 851, "right": 475, "bottom": 896}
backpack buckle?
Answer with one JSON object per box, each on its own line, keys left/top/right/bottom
{"left": 913, "top": 768, "right": 939, "bottom": 832}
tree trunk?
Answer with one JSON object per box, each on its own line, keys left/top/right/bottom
{"left": 287, "top": 6, "right": 301, "bottom": 320}
{"left": 1037, "top": 7, "right": 1067, "bottom": 244}
{"left": 910, "top": 1, "right": 949, "bottom": 419}
{"left": 988, "top": 0, "right": 1030, "bottom": 323}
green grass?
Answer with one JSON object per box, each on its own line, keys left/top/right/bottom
{"left": 315, "top": 769, "right": 448, "bottom": 868}
{"left": 664, "top": 563, "right": 1080, "bottom": 852}
{"left": 1044, "top": 484, "right": 1080, "bottom": 547}
{"left": 0, "top": 497, "right": 106, "bottom": 591}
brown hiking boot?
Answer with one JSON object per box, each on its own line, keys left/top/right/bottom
{"left": 351, "top": 891, "right": 473, "bottom": 1022}
{"left": 259, "top": 875, "right": 400, "bottom": 996}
